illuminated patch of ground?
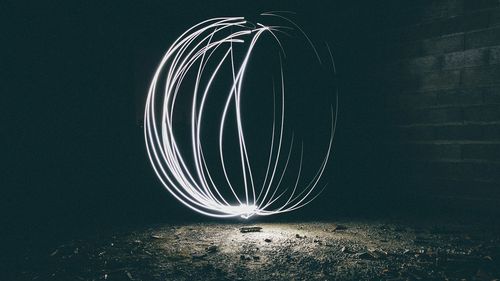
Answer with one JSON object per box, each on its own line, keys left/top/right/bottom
{"left": 14, "top": 221, "right": 500, "bottom": 280}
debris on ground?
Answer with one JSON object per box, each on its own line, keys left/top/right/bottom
{"left": 369, "top": 248, "right": 388, "bottom": 259}
{"left": 10, "top": 221, "right": 500, "bottom": 281}
{"left": 240, "top": 226, "right": 262, "bottom": 233}
{"left": 206, "top": 245, "right": 218, "bottom": 253}
{"left": 332, "top": 224, "right": 348, "bottom": 231}
{"left": 240, "top": 254, "right": 252, "bottom": 261}
{"left": 191, "top": 252, "right": 207, "bottom": 259}
{"left": 356, "top": 251, "right": 376, "bottom": 260}
{"left": 313, "top": 239, "right": 322, "bottom": 245}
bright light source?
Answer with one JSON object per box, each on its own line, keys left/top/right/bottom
{"left": 144, "top": 14, "right": 338, "bottom": 218}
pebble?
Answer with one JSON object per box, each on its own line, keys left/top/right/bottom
{"left": 240, "top": 226, "right": 262, "bottom": 233}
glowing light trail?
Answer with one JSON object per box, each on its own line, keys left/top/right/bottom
{"left": 144, "top": 15, "right": 337, "bottom": 219}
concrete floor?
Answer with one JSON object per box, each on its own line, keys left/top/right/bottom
{"left": 13, "top": 220, "right": 500, "bottom": 281}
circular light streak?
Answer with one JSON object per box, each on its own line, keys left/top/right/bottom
{"left": 144, "top": 14, "right": 337, "bottom": 219}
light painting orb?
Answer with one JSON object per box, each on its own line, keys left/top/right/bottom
{"left": 144, "top": 13, "right": 338, "bottom": 219}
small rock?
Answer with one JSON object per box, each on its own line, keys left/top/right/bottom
{"left": 414, "top": 236, "right": 431, "bottom": 245}
{"left": 240, "top": 226, "right": 262, "bottom": 233}
{"left": 264, "top": 238, "right": 272, "bottom": 243}
{"left": 393, "top": 226, "right": 405, "bottom": 232}
{"left": 332, "top": 224, "right": 347, "bottom": 231}
{"left": 295, "top": 234, "right": 306, "bottom": 239}
{"left": 369, "top": 249, "right": 388, "bottom": 259}
{"left": 483, "top": 255, "right": 493, "bottom": 261}
{"left": 192, "top": 253, "right": 207, "bottom": 259}
{"left": 151, "top": 235, "right": 163, "bottom": 239}
{"left": 253, "top": 256, "right": 260, "bottom": 260}
{"left": 105, "top": 271, "right": 131, "bottom": 281}
{"left": 240, "top": 254, "right": 252, "bottom": 261}
{"left": 435, "top": 257, "right": 441, "bottom": 267}
{"left": 206, "top": 245, "right": 218, "bottom": 253}
{"left": 356, "top": 252, "right": 375, "bottom": 260}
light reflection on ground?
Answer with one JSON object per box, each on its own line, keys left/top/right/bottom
{"left": 15, "top": 221, "right": 500, "bottom": 280}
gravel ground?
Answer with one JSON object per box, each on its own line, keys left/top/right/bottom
{"left": 11, "top": 220, "right": 500, "bottom": 281}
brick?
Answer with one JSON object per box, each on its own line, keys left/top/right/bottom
{"left": 421, "top": 178, "right": 500, "bottom": 199}
{"left": 489, "top": 45, "right": 500, "bottom": 64}
{"left": 398, "top": 126, "right": 436, "bottom": 140}
{"left": 420, "top": 0, "right": 464, "bottom": 20}
{"left": 435, "top": 124, "right": 483, "bottom": 140}
{"left": 398, "top": 92, "right": 436, "bottom": 108}
{"left": 440, "top": 16, "right": 465, "bottom": 35}
{"left": 436, "top": 88, "right": 483, "bottom": 105}
{"left": 464, "top": 0, "right": 500, "bottom": 11}
{"left": 426, "top": 143, "right": 462, "bottom": 159}
{"left": 464, "top": 161, "right": 500, "bottom": 182}
{"left": 464, "top": 10, "right": 491, "bottom": 31}
{"left": 398, "top": 143, "right": 462, "bottom": 161}
{"left": 427, "top": 160, "right": 464, "bottom": 179}
{"left": 462, "top": 143, "right": 500, "bottom": 160}
{"left": 490, "top": 7, "right": 500, "bottom": 26}
{"left": 461, "top": 65, "right": 500, "bottom": 86}
{"left": 464, "top": 104, "right": 500, "bottom": 121}
{"left": 453, "top": 161, "right": 485, "bottom": 181}
{"left": 419, "top": 107, "right": 463, "bottom": 123}
{"left": 465, "top": 27, "right": 500, "bottom": 49}
{"left": 400, "top": 21, "right": 442, "bottom": 42}
{"left": 482, "top": 86, "right": 500, "bottom": 102}
{"left": 442, "top": 48, "right": 490, "bottom": 69}
{"left": 419, "top": 70, "right": 461, "bottom": 91}
{"left": 482, "top": 123, "right": 500, "bottom": 139}
{"left": 401, "top": 56, "right": 442, "bottom": 73}
{"left": 426, "top": 178, "right": 500, "bottom": 199}
{"left": 421, "top": 34, "right": 464, "bottom": 56}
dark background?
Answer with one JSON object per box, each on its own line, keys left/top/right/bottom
{"left": 3, "top": 0, "right": 500, "bottom": 246}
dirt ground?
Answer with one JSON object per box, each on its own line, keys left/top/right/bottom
{"left": 11, "top": 220, "right": 500, "bottom": 281}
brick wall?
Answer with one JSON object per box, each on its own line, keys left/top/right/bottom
{"left": 376, "top": 0, "right": 500, "bottom": 204}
